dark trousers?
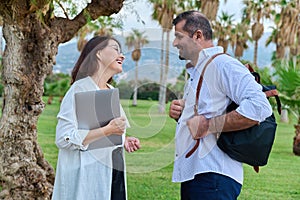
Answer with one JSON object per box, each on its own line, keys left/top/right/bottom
{"left": 181, "top": 172, "right": 242, "bottom": 200}
{"left": 111, "top": 147, "right": 126, "bottom": 200}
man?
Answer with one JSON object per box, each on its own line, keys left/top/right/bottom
{"left": 169, "top": 10, "right": 272, "bottom": 199}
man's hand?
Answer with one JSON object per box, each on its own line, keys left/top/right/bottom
{"left": 187, "top": 115, "right": 210, "bottom": 139}
{"left": 169, "top": 99, "right": 185, "bottom": 120}
{"left": 187, "top": 111, "right": 259, "bottom": 139}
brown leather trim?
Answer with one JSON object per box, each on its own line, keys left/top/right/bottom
{"left": 185, "top": 53, "right": 225, "bottom": 158}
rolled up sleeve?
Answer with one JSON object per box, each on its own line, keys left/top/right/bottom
{"left": 55, "top": 88, "right": 89, "bottom": 151}
{"left": 221, "top": 60, "right": 273, "bottom": 122}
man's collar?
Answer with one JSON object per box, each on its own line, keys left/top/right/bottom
{"left": 185, "top": 46, "right": 224, "bottom": 76}
{"left": 198, "top": 46, "right": 224, "bottom": 64}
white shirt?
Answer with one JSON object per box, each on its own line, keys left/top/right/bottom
{"left": 172, "top": 46, "right": 272, "bottom": 184}
{"left": 52, "top": 76, "right": 129, "bottom": 200}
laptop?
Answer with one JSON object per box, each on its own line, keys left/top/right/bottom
{"left": 75, "top": 88, "right": 122, "bottom": 150}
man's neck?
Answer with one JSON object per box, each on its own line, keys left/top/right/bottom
{"left": 191, "top": 42, "right": 214, "bottom": 66}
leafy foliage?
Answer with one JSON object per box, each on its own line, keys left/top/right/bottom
{"left": 44, "top": 73, "right": 70, "bottom": 97}
{"left": 116, "top": 79, "right": 176, "bottom": 101}
{"left": 274, "top": 60, "right": 300, "bottom": 120}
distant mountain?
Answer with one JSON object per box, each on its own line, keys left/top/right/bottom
{"left": 53, "top": 32, "right": 275, "bottom": 83}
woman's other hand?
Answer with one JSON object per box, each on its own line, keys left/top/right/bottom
{"left": 124, "top": 137, "right": 141, "bottom": 153}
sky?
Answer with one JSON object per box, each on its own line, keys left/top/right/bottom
{"left": 0, "top": 0, "right": 245, "bottom": 50}
{"left": 113, "top": 0, "right": 245, "bottom": 40}
{"left": 112, "top": 0, "right": 275, "bottom": 41}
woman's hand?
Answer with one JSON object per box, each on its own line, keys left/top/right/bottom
{"left": 124, "top": 137, "right": 141, "bottom": 153}
{"left": 107, "top": 117, "right": 126, "bottom": 135}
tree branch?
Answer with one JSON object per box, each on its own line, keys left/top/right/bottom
{"left": 54, "top": 0, "right": 69, "bottom": 20}
{"left": 52, "top": 0, "right": 124, "bottom": 44}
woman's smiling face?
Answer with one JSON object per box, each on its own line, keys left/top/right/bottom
{"left": 100, "top": 39, "right": 125, "bottom": 74}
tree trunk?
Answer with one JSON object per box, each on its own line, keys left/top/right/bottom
{"left": 293, "top": 118, "right": 300, "bottom": 156}
{"left": 254, "top": 40, "right": 258, "bottom": 66}
{"left": 280, "top": 109, "right": 289, "bottom": 123}
{"left": 159, "top": 31, "right": 170, "bottom": 113}
{"left": 0, "top": 27, "right": 2, "bottom": 58}
{"left": 132, "top": 61, "right": 138, "bottom": 106}
{"left": 158, "top": 29, "right": 165, "bottom": 110}
{"left": 0, "top": 19, "right": 57, "bottom": 199}
{"left": 0, "top": 1, "right": 124, "bottom": 198}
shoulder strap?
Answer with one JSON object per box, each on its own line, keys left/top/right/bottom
{"left": 186, "top": 53, "right": 225, "bottom": 158}
{"left": 194, "top": 53, "right": 225, "bottom": 115}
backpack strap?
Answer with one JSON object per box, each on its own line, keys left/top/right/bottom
{"left": 186, "top": 53, "right": 225, "bottom": 158}
{"left": 262, "top": 85, "right": 282, "bottom": 115}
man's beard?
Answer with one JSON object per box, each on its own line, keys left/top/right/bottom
{"left": 179, "top": 55, "right": 186, "bottom": 60}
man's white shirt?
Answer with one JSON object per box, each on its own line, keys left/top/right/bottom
{"left": 172, "top": 46, "right": 272, "bottom": 184}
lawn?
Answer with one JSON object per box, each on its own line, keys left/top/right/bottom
{"left": 38, "top": 97, "right": 300, "bottom": 200}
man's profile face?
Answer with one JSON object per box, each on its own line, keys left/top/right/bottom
{"left": 173, "top": 20, "right": 196, "bottom": 61}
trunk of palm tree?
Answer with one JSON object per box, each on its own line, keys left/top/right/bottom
{"left": 218, "top": 39, "right": 228, "bottom": 52}
{"left": 254, "top": 40, "right": 258, "bottom": 66}
{"left": 276, "top": 44, "right": 285, "bottom": 59}
{"left": 132, "top": 61, "right": 138, "bottom": 106}
{"left": 235, "top": 41, "right": 244, "bottom": 59}
{"left": 293, "top": 118, "right": 300, "bottom": 156}
{"left": 280, "top": 109, "right": 289, "bottom": 123}
{"left": 158, "top": 29, "right": 165, "bottom": 108}
{"left": 159, "top": 31, "right": 170, "bottom": 113}
{"left": 201, "top": 0, "right": 219, "bottom": 21}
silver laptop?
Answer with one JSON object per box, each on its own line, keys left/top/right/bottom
{"left": 75, "top": 88, "right": 122, "bottom": 150}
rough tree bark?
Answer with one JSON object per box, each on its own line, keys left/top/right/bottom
{"left": 0, "top": 0, "right": 124, "bottom": 199}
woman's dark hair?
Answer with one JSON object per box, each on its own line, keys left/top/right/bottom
{"left": 71, "top": 36, "right": 121, "bottom": 85}
{"left": 172, "top": 10, "right": 213, "bottom": 40}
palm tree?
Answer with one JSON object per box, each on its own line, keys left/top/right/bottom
{"left": 278, "top": 0, "right": 300, "bottom": 65}
{"left": 266, "top": 26, "right": 285, "bottom": 60}
{"left": 76, "top": 16, "right": 123, "bottom": 52}
{"left": 200, "top": 0, "right": 221, "bottom": 21}
{"left": 231, "top": 21, "right": 251, "bottom": 59}
{"left": 150, "top": 0, "right": 176, "bottom": 113}
{"left": 125, "top": 29, "right": 149, "bottom": 106}
{"left": 274, "top": 60, "right": 300, "bottom": 155}
{"left": 242, "top": 0, "right": 274, "bottom": 66}
{"left": 266, "top": 1, "right": 299, "bottom": 65}
{"left": 212, "top": 11, "right": 234, "bottom": 52}
{"left": 150, "top": 0, "right": 166, "bottom": 111}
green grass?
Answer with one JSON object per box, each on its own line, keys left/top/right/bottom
{"left": 38, "top": 98, "right": 300, "bottom": 200}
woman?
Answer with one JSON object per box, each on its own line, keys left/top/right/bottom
{"left": 52, "top": 36, "right": 140, "bottom": 200}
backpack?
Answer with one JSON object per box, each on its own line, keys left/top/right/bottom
{"left": 185, "top": 53, "right": 281, "bottom": 173}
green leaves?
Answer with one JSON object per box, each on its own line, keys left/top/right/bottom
{"left": 274, "top": 60, "right": 300, "bottom": 117}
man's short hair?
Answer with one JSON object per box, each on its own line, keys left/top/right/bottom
{"left": 173, "top": 10, "right": 213, "bottom": 40}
